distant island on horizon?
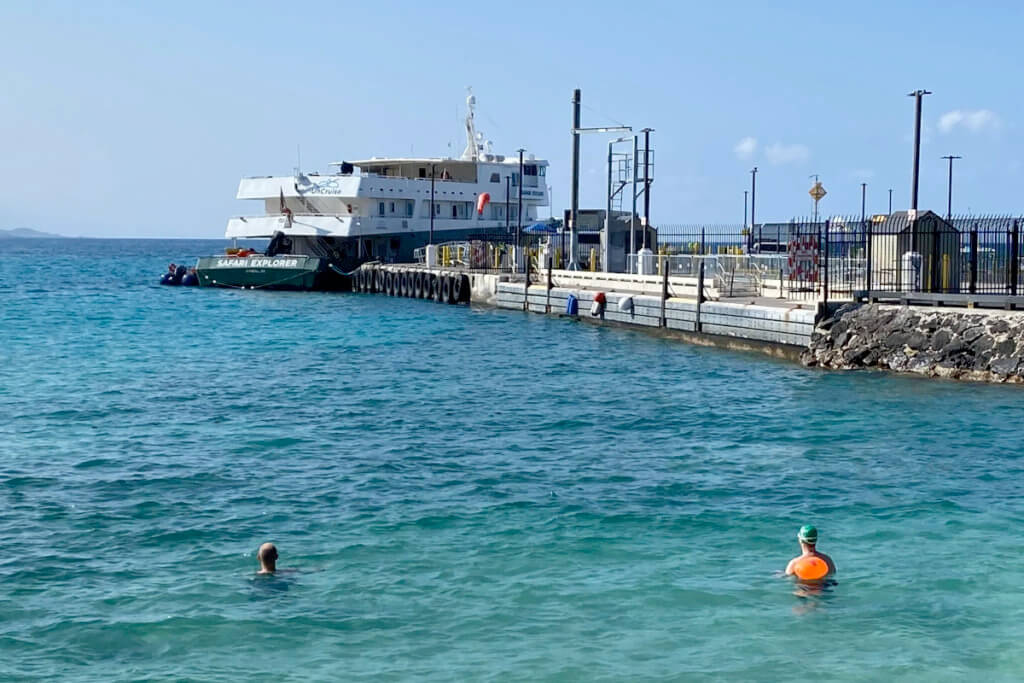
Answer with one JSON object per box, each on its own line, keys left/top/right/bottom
{"left": 0, "top": 227, "right": 66, "bottom": 238}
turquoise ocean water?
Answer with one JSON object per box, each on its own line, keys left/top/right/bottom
{"left": 3, "top": 238, "right": 1024, "bottom": 681}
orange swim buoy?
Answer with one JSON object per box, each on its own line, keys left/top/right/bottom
{"left": 793, "top": 556, "right": 829, "bottom": 581}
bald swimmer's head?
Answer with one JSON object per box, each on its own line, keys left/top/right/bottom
{"left": 257, "top": 543, "right": 278, "bottom": 574}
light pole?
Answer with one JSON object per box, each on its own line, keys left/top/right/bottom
{"left": 888, "top": 188, "right": 893, "bottom": 215}
{"left": 567, "top": 88, "right": 631, "bottom": 269}
{"left": 908, "top": 89, "right": 931, "bottom": 253}
{"left": 749, "top": 167, "right": 757, "bottom": 250}
{"left": 908, "top": 89, "right": 931, "bottom": 213}
{"left": 631, "top": 135, "right": 638, "bottom": 262}
{"left": 942, "top": 155, "right": 962, "bottom": 220}
{"left": 429, "top": 163, "right": 436, "bottom": 246}
{"left": 641, "top": 128, "right": 653, "bottom": 249}
{"left": 861, "top": 182, "right": 867, "bottom": 232}
{"left": 744, "top": 190, "right": 748, "bottom": 230}
{"left": 517, "top": 148, "right": 525, "bottom": 271}
{"left": 569, "top": 89, "right": 581, "bottom": 269}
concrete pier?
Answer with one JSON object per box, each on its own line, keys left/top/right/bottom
{"left": 496, "top": 281, "right": 818, "bottom": 355}
{"left": 354, "top": 263, "right": 820, "bottom": 358}
{"left": 352, "top": 263, "right": 1024, "bottom": 382}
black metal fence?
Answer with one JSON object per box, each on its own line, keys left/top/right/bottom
{"left": 650, "top": 214, "right": 1024, "bottom": 304}
{"left": 656, "top": 224, "right": 748, "bottom": 256}
{"left": 782, "top": 213, "right": 1024, "bottom": 301}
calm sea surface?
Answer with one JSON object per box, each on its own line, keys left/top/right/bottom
{"left": 3, "top": 238, "right": 1024, "bottom": 681}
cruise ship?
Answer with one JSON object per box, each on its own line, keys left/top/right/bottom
{"left": 195, "top": 92, "right": 550, "bottom": 290}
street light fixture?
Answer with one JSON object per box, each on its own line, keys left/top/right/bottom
{"left": 908, "top": 89, "right": 931, "bottom": 253}
{"left": 942, "top": 155, "right": 962, "bottom": 220}
{"left": 907, "top": 89, "right": 931, "bottom": 213}
{"left": 749, "top": 167, "right": 757, "bottom": 250}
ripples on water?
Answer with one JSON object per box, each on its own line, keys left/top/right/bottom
{"left": 3, "top": 239, "right": 1024, "bottom": 681}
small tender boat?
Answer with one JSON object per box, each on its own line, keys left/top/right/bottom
{"left": 194, "top": 251, "right": 345, "bottom": 291}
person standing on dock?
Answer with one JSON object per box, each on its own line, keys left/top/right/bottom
{"left": 785, "top": 525, "right": 835, "bottom": 581}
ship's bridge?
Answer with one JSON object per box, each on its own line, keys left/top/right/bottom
{"left": 341, "top": 156, "right": 548, "bottom": 192}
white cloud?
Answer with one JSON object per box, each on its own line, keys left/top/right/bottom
{"left": 764, "top": 142, "right": 810, "bottom": 165}
{"left": 733, "top": 136, "right": 757, "bottom": 161}
{"left": 938, "top": 109, "right": 1000, "bottom": 134}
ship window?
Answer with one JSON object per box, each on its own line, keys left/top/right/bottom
{"left": 525, "top": 165, "right": 537, "bottom": 176}
{"left": 434, "top": 203, "right": 441, "bottom": 216}
{"left": 511, "top": 173, "right": 519, "bottom": 186}
{"left": 539, "top": 166, "right": 546, "bottom": 177}
{"left": 452, "top": 205, "right": 458, "bottom": 218}
{"left": 406, "top": 203, "right": 413, "bottom": 217}
{"left": 390, "top": 202, "right": 395, "bottom": 213}
{"left": 378, "top": 202, "right": 385, "bottom": 216}
{"left": 490, "top": 172, "right": 500, "bottom": 183}
{"left": 419, "top": 168, "right": 427, "bottom": 178}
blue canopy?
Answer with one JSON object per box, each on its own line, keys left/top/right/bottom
{"left": 523, "top": 222, "right": 559, "bottom": 234}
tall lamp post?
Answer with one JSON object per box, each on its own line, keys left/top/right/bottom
{"left": 861, "top": 182, "right": 867, "bottom": 232}
{"left": 888, "top": 188, "right": 893, "bottom": 215}
{"left": 744, "top": 190, "right": 748, "bottom": 231}
{"left": 749, "top": 167, "right": 757, "bottom": 250}
{"left": 942, "top": 155, "right": 962, "bottom": 220}
{"left": 517, "top": 148, "right": 525, "bottom": 272}
{"left": 505, "top": 176, "right": 511, "bottom": 235}
{"left": 908, "top": 89, "right": 931, "bottom": 252}
{"left": 429, "top": 163, "right": 436, "bottom": 246}
{"left": 567, "top": 88, "right": 631, "bottom": 269}
{"left": 641, "top": 128, "right": 653, "bottom": 249}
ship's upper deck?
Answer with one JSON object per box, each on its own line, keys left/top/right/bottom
{"left": 238, "top": 155, "right": 548, "bottom": 202}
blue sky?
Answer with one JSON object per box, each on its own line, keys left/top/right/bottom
{"left": 2, "top": 0, "right": 1021, "bottom": 237}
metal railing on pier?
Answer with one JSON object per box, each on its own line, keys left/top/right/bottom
{"left": 623, "top": 215, "right": 1024, "bottom": 306}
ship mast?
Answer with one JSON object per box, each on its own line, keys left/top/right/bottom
{"left": 462, "top": 88, "right": 478, "bottom": 161}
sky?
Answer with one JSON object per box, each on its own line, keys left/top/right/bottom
{"left": 1, "top": 0, "right": 1022, "bottom": 237}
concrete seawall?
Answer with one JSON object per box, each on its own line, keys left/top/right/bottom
{"left": 495, "top": 282, "right": 818, "bottom": 358}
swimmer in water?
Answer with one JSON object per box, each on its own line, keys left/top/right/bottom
{"left": 785, "top": 525, "right": 836, "bottom": 580}
{"left": 257, "top": 542, "right": 279, "bottom": 574}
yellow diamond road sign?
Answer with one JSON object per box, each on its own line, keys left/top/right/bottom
{"left": 809, "top": 182, "right": 827, "bottom": 201}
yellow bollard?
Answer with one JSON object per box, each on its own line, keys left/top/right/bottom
{"left": 590, "top": 247, "right": 597, "bottom": 272}
{"left": 555, "top": 248, "right": 562, "bottom": 268}
{"left": 942, "top": 254, "right": 950, "bottom": 291}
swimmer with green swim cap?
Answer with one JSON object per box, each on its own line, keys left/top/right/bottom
{"left": 785, "top": 525, "right": 836, "bottom": 580}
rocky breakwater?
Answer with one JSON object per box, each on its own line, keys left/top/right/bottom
{"left": 802, "top": 303, "right": 1024, "bottom": 382}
